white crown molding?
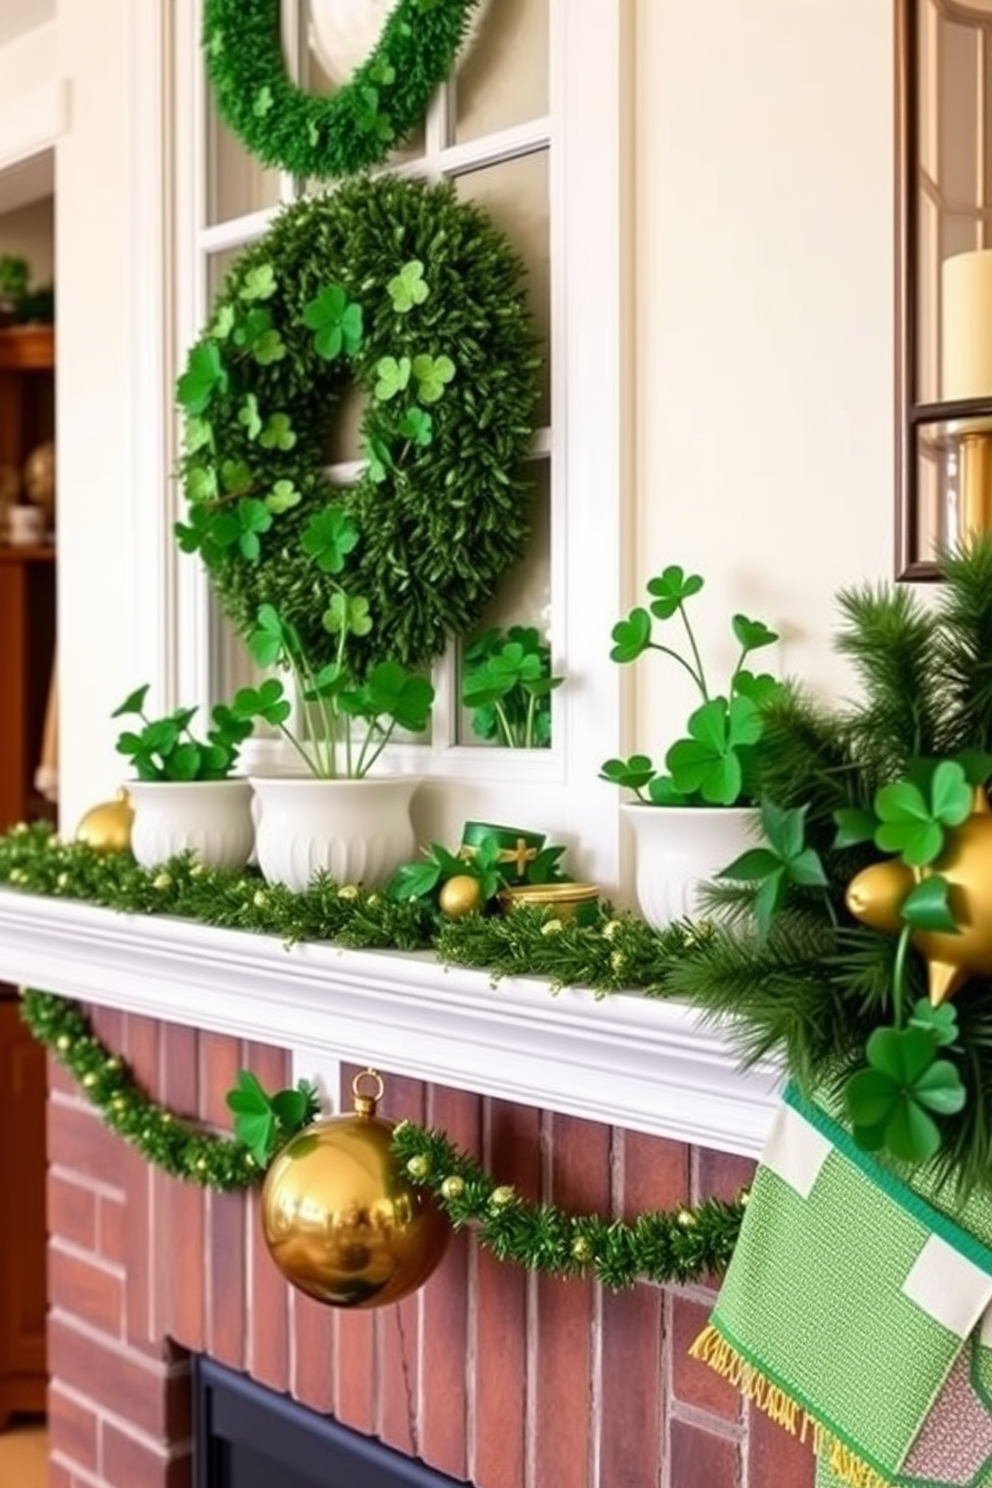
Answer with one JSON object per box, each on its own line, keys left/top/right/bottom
{"left": 0, "top": 79, "right": 69, "bottom": 174}
{"left": 0, "top": 890, "right": 779, "bottom": 1158}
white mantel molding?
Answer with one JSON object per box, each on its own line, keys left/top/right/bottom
{"left": 0, "top": 890, "right": 781, "bottom": 1159}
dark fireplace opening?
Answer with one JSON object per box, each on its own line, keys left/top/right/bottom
{"left": 194, "top": 1357, "right": 468, "bottom": 1488}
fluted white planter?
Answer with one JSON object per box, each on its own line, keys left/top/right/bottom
{"left": 621, "top": 803, "right": 757, "bottom": 930}
{"left": 128, "top": 780, "right": 255, "bottom": 872}
{"left": 250, "top": 775, "right": 421, "bottom": 892}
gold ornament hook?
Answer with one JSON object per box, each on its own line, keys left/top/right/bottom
{"left": 352, "top": 1067, "right": 384, "bottom": 1117}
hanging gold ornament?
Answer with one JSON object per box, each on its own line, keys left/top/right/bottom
{"left": 260, "top": 1069, "right": 450, "bottom": 1309}
{"left": 846, "top": 787, "right": 992, "bottom": 1006}
{"left": 438, "top": 874, "right": 483, "bottom": 918}
{"left": 75, "top": 788, "right": 134, "bottom": 854}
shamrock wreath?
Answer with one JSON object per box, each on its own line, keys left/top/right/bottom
{"left": 175, "top": 173, "right": 541, "bottom": 674}
{"left": 203, "top": 0, "right": 482, "bottom": 180}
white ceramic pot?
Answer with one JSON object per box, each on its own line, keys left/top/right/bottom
{"left": 128, "top": 779, "right": 255, "bottom": 872}
{"left": 250, "top": 775, "right": 421, "bottom": 892}
{"left": 621, "top": 803, "right": 757, "bottom": 930}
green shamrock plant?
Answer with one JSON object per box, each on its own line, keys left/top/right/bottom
{"left": 225, "top": 1069, "right": 320, "bottom": 1168}
{"left": 112, "top": 683, "right": 260, "bottom": 782}
{"left": 239, "top": 264, "right": 277, "bottom": 302}
{"left": 374, "top": 355, "right": 412, "bottom": 402}
{"left": 845, "top": 1024, "right": 966, "bottom": 1164}
{"left": 259, "top": 412, "right": 296, "bottom": 451}
{"left": 388, "top": 260, "right": 429, "bottom": 313}
{"left": 600, "top": 565, "right": 781, "bottom": 806}
{"left": 461, "top": 626, "right": 563, "bottom": 748}
{"left": 301, "top": 506, "right": 360, "bottom": 574}
{"left": 265, "top": 479, "right": 301, "bottom": 515}
{"left": 303, "top": 283, "right": 364, "bottom": 360}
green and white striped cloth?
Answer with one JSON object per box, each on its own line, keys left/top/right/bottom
{"left": 693, "top": 1086, "right": 992, "bottom": 1487}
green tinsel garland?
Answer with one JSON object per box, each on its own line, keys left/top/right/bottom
{"left": 0, "top": 821, "right": 694, "bottom": 995}
{"left": 203, "top": 0, "right": 480, "bottom": 181}
{"left": 22, "top": 986, "right": 744, "bottom": 1285}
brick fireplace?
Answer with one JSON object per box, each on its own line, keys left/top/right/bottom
{"left": 41, "top": 1004, "right": 814, "bottom": 1488}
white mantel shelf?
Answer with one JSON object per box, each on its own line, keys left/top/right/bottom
{"left": 0, "top": 889, "right": 780, "bottom": 1159}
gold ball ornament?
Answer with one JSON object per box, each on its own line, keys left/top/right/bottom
{"left": 76, "top": 789, "right": 134, "bottom": 854}
{"left": 438, "top": 874, "right": 483, "bottom": 918}
{"left": 846, "top": 787, "right": 992, "bottom": 1006}
{"left": 261, "top": 1069, "right": 450, "bottom": 1309}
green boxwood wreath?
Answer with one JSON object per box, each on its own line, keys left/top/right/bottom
{"left": 176, "top": 174, "right": 541, "bottom": 675}
{"left": 203, "top": 0, "right": 482, "bottom": 180}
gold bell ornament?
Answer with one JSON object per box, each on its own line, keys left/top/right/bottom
{"left": 260, "top": 1069, "right": 450, "bottom": 1309}
{"left": 75, "top": 788, "right": 134, "bottom": 854}
{"left": 847, "top": 786, "right": 992, "bottom": 1007}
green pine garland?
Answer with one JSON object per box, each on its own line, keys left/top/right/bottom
{"left": 669, "top": 539, "right": 992, "bottom": 1196}
{"left": 203, "top": 0, "right": 480, "bottom": 181}
{"left": 0, "top": 821, "right": 695, "bottom": 994}
{"left": 177, "top": 172, "right": 540, "bottom": 680}
{"left": 22, "top": 987, "right": 744, "bottom": 1285}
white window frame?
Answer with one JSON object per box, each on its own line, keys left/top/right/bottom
{"left": 142, "top": 0, "right": 634, "bottom": 892}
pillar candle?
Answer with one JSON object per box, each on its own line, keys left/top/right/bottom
{"left": 942, "top": 248, "right": 992, "bottom": 402}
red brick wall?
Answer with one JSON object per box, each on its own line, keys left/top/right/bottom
{"left": 44, "top": 1008, "right": 814, "bottom": 1488}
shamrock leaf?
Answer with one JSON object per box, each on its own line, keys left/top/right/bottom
{"left": 899, "top": 874, "right": 958, "bottom": 933}
{"left": 411, "top": 353, "right": 455, "bottom": 403}
{"left": 235, "top": 498, "right": 273, "bottom": 561}
{"left": 833, "top": 805, "right": 879, "bottom": 849}
{"left": 322, "top": 591, "right": 373, "bottom": 638}
{"left": 112, "top": 684, "right": 150, "bottom": 719}
{"left": 909, "top": 998, "right": 960, "bottom": 1048}
{"left": 184, "top": 415, "right": 214, "bottom": 454}
{"left": 233, "top": 676, "right": 292, "bottom": 727}
{"left": 388, "top": 860, "right": 444, "bottom": 902}
{"left": 598, "top": 754, "right": 657, "bottom": 793}
{"left": 665, "top": 695, "right": 761, "bottom": 806}
{"left": 177, "top": 341, "right": 228, "bottom": 414}
{"left": 303, "top": 283, "right": 364, "bottom": 360}
{"left": 374, "top": 355, "right": 412, "bottom": 402}
{"left": 874, "top": 760, "right": 971, "bottom": 866}
{"left": 731, "top": 613, "right": 779, "bottom": 652}
{"left": 246, "top": 607, "right": 297, "bottom": 672}
{"left": 253, "top": 328, "right": 286, "bottom": 365}
{"left": 646, "top": 775, "right": 693, "bottom": 805}
{"left": 388, "top": 260, "right": 429, "bottom": 313}
{"left": 239, "top": 264, "right": 277, "bottom": 302}
{"left": 369, "top": 56, "right": 396, "bottom": 86}
{"left": 259, "top": 413, "right": 296, "bottom": 451}
{"left": 209, "top": 304, "right": 235, "bottom": 341}
{"left": 253, "top": 85, "right": 273, "bottom": 119}
{"left": 846, "top": 1025, "right": 966, "bottom": 1164}
{"left": 361, "top": 661, "right": 434, "bottom": 732}
{"left": 301, "top": 506, "right": 359, "bottom": 574}
{"left": 237, "top": 393, "right": 262, "bottom": 440}
{"left": 363, "top": 434, "right": 394, "bottom": 483}
{"left": 185, "top": 464, "right": 218, "bottom": 503}
{"left": 720, "top": 799, "right": 827, "bottom": 937}
{"left": 265, "top": 479, "right": 302, "bottom": 515}
{"left": 220, "top": 458, "right": 252, "bottom": 493}
{"left": 353, "top": 85, "right": 393, "bottom": 141}
{"left": 733, "top": 670, "right": 783, "bottom": 707}
{"left": 645, "top": 565, "right": 704, "bottom": 620}
{"left": 609, "top": 608, "right": 652, "bottom": 664}
{"left": 398, "top": 406, "right": 433, "bottom": 446}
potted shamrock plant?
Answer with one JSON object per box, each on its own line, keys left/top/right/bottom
{"left": 228, "top": 502, "right": 434, "bottom": 891}
{"left": 460, "top": 625, "right": 563, "bottom": 748}
{"left": 113, "top": 684, "right": 261, "bottom": 871}
{"left": 599, "top": 564, "right": 781, "bottom": 928}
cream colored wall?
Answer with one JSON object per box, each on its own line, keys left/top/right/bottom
{"left": 633, "top": 0, "right": 895, "bottom": 755}
{"left": 0, "top": 18, "right": 55, "bottom": 100}
{"left": 52, "top": 0, "right": 142, "bottom": 826}
{"left": 0, "top": 195, "right": 54, "bottom": 284}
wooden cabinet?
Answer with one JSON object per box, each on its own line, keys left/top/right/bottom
{"left": 0, "top": 995, "right": 47, "bottom": 1427}
{"left": 0, "top": 325, "right": 54, "bottom": 1427}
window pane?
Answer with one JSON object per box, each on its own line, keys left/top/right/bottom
{"left": 455, "top": 0, "right": 549, "bottom": 142}
{"left": 206, "top": 108, "right": 280, "bottom": 227}
{"left": 454, "top": 150, "right": 551, "bottom": 427}
{"left": 917, "top": 188, "right": 939, "bottom": 403}
{"left": 939, "top": 18, "right": 980, "bottom": 207}
{"left": 918, "top": 0, "right": 939, "bottom": 182}
{"left": 457, "top": 459, "right": 551, "bottom": 748}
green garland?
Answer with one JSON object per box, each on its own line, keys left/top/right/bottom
{"left": 203, "top": 0, "right": 480, "bottom": 181}
{"left": 668, "top": 539, "right": 992, "bottom": 1196}
{"left": 22, "top": 987, "right": 744, "bottom": 1284}
{"left": 176, "top": 174, "right": 540, "bottom": 678}
{"left": 0, "top": 822, "right": 694, "bottom": 995}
